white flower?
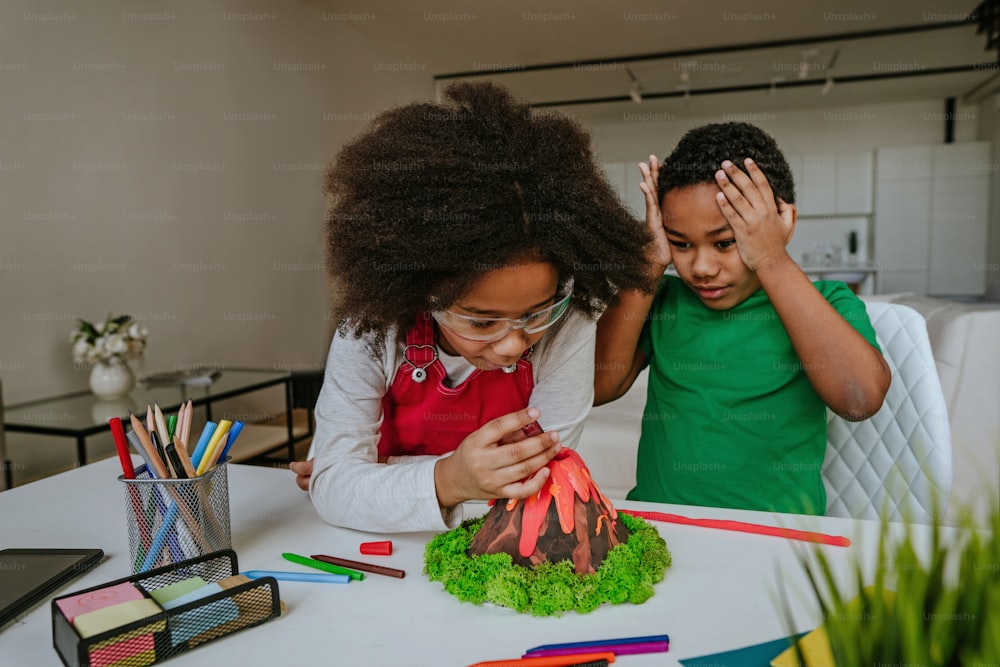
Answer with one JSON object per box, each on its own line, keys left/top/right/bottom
{"left": 72, "top": 340, "right": 91, "bottom": 363}
{"left": 71, "top": 314, "right": 149, "bottom": 365}
{"left": 106, "top": 333, "right": 128, "bottom": 355}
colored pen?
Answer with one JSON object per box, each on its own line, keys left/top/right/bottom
{"left": 127, "top": 431, "right": 186, "bottom": 570}
{"left": 196, "top": 419, "right": 231, "bottom": 475}
{"left": 171, "top": 436, "right": 197, "bottom": 478}
{"left": 153, "top": 402, "right": 171, "bottom": 447}
{"left": 190, "top": 421, "right": 217, "bottom": 469}
{"left": 109, "top": 417, "right": 136, "bottom": 479}
{"left": 111, "top": 417, "right": 149, "bottom": 568}
{"left": 242, "top": 570, "right": 350, "bottom": 584}
{"left": 217, "top": 420, "right": 244, "bottom": 461}
{"left": 524, "top": 640, "right": 668, "bottom": 658}
{"left": 622, "top": 509, "right": 852, "bottom": 547}
{"left": 310, "top": 553, "right": 405, "bottom": 579}
{"left": 179, "top": 400, "right": 193, "bottom": 449}
{"left": 282, "top": 552, "right": 364, "bottom": 581}
{"left": 166, "top": 414, "right": 177, "bottom": 440}
{"left": 525, "top": 635, "right": 669, "bottom": 654}
{"left": 129, "top": 413, "right": 170, "bottom": 479}
{"left": 164, "top": 442, "right": 188, "bottom": 479}
{"left": 466, "top": 652, "right": 615, "bottom": 667}
{"left": 149, "top": 430, "right": 169, "bottom": 472}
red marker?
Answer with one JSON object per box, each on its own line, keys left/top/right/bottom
{"left": 109, "top": 417, "right": 136, "bottom": 479}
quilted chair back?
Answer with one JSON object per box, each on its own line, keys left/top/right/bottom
{"left": 823, "top": 303, "right": 952, "bottom": 523}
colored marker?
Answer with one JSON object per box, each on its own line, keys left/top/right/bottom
{"left": 310, "top": 553, "right": 405, "bottom": 579}
{"left": 525, "top": 634, "right": 669, "bottom": 655}
{"left": 466, "top": 652, "right": 615, "bottom": 667}
{"left": 524, "top": 640, "right": 668, "bottom": 658}
{"left": 190, "top": 421, "right": 217, "bottom": 470}
{"left": 242, "top": 570, "right": 350, "bottom": 584}
{"left": 217, "top": 420, "right": 244, "bottom": 461}
{"left": 282, "top": 553, "right": 364, "bottom": 581}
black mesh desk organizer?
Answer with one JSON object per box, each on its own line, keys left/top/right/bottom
{"left": 52, "top": 550, "right": 280, "bottom": 667}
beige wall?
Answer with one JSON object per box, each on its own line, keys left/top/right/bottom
{"left": 1, "top": 1, "right": 430, "bottom": 481}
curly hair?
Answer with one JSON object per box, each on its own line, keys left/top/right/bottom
{"left": 657, "top": 122, "right": 795, "bottom": 206}
{"left": 324, "top": 82, "right": 652, "bottom": 346}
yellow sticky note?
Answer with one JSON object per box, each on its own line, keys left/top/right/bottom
{"left": 74, "top": 598, "right": 163, "bottom": 638}
{"left": 771, "top": 587, "right": 895, "bottom": 667}
{"left": 771, "top": 625, "right": 833, "bottom": 667}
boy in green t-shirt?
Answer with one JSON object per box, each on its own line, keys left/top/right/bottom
{"left": 595, "top": 123, "right": 891, "bottom": 514}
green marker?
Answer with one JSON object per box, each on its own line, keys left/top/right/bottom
{"left": 282, "top": 552, "right": 364, "bottom": 581}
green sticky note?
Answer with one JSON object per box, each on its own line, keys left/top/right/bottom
{"left": 148, "top": 576, "right": 208, "bottom": 606}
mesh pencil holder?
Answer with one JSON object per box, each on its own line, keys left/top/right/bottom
{"left": 120, "top": 459, "right": 232, "bottom": 574}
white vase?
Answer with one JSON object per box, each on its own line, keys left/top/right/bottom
{"left": 89, "top": 360, "right": 136, "bottom": 399}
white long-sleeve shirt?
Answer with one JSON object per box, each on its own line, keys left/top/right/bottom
{"left": 308, "top": 309, "right": 595, "bottom": 533}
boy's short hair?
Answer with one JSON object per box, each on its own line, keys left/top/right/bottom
{"left": 657, "top": 122, "right": 795, "bottom": 205}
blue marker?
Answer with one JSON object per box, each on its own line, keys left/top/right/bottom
{"left": 217, "top": 420, "right": 244, "bottom": 461}
{"left": 189, "top": 421, "right": 217, "bottom": 469}
{"left": 242, "top": 570, "right": 350, "bottom": 584}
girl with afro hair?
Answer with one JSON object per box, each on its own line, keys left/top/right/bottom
{"left": 290, "top": 82, "right": 653, "bottom": 532}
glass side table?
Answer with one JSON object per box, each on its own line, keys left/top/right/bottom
{"left": 3, "top": 368, "right": 306, "bottom": 468}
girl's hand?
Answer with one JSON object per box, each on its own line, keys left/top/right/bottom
{"left": 434, "top": 407, "right": 560, "bottom": 508}
{"left": 638, "top": 155, "right": 671, "bottom": 281}
{"left": 714, "top": 158, "right": 795, "bottom": 272}
{"left": 289, "top": 459, "right": 313, "bottom": 492}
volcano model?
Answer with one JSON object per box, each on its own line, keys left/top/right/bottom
{"left": 468, "top": 448, "right": 629, "bottom": 574}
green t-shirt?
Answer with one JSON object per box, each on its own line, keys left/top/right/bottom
{"left": 629, "top": 275, "right": 880, "bottom": 515}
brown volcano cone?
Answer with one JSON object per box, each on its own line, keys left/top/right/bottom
{"left": 468, "top": 448, "right": 629, "bottom": 574}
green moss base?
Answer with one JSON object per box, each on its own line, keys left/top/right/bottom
{"left": 424, "top": 512, "right": 671, "bottom": 616}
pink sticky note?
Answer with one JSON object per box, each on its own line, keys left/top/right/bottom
{"left": 56, "top": 581, "right": 145, "bottom": 623}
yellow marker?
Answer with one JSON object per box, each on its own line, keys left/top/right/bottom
{"left": 195, "top": 419, "right": 231, "bottom": 475}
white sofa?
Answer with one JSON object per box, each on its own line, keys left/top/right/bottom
{"left": 577, "top": 295, "right": 1000, "bottom": 526}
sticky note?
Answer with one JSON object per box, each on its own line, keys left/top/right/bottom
{"left": 163, "top": 581, "right": 239, "bottom": 646}
{"left": 56, "top": 582, "right": 146, "bottom": 623}
{"left": 771, "top": 587, "right": 894, "bottom": 667}
{"left": 88, "top": 633, "right": 155, "bottom": 667}
{"left": 73, "top": 598, "right": 163, "bottom": 638}
{"left": 147, "top": 576, "right": 208, "bottom": 606}
{"left": 188, "top": 575, "right": 281, "bottom": 648}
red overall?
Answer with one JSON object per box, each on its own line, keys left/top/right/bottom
{"left": 378, "top": 314, "right": 534, "bottom": 458}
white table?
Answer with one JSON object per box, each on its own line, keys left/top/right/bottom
{"left": 0, "top": 458, "right": 957, "bottom": 666}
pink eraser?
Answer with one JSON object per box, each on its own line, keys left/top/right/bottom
{"left": 360, "top": 540, "right": 392, "bottom": 556}
{"left": 56, "top": 581, "right": 145, "bottom": 623}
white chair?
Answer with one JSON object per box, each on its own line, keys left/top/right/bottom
{"left": 823, "top": 302, "right": 952, "bottom": 523}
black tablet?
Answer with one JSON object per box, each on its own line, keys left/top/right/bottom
{"left": 0, "top": 548, "right": 104, "bottom": 629}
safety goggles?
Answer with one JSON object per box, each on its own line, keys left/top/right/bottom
{"left": 432, "top": 277, "right": 574, "bottom": 343}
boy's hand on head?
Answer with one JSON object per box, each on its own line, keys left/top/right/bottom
{"left": 638, "top": 156, "right": 671, "bottom": 282}
{"left": 433, "top": 407, "right": 561, "bottom": 508}
{"left": 714, "top": 158, "right": 795, "bottom": 272}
